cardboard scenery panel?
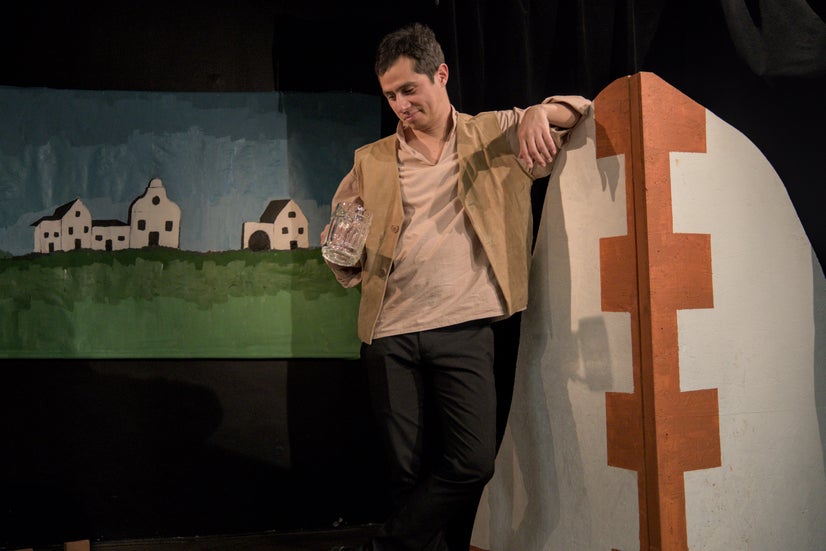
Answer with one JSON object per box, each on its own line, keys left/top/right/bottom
{"left": 471, "top": 73, "right": 825, "bottom": 551}
{"left": 0, "top": 87, "right": 379, "bottom": 358}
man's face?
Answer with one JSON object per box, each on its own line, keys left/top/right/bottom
{"left": 378, "top": 56, "right": 449, "bottom": 133}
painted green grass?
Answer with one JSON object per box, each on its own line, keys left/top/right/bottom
{"left": 0, "top": 248, "right": 361, "bottom": 359}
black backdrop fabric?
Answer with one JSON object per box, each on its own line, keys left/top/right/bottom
{"left": 0, "top": 0, "right": 824, "bottom": 544}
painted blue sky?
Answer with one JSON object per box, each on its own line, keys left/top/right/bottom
{"left": 0, "top": 87, "right": 379, "bottom": 256}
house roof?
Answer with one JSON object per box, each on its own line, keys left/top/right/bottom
{"left": 259, "top": 199, "right": 292, "bottom": 223}
{"left": 92, "top": 219, "right": 129, "bottom": 227}
{"left": 30, "top": 199, "right": 83, "bottom": 226}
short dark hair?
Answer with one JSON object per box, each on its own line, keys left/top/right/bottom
{"left": 374, "top": 23, "right": 445, "bottom": 81}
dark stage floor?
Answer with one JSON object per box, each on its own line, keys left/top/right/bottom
{"left": 7, "top": 525, "right": 380, "bottom": 551}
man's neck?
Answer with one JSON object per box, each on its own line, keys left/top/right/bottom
{"left": 403, "top": 111, "right": 452, "bottom": 163}
{"left": 406, "top": 108, "right": 453, "bottom": 143}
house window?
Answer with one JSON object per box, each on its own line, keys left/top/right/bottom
{"left": 288, "top": 211, "right": 296, "bottom": 218}
{"left": 165, "top": 221, "right": 173, "bottom": 232}
{"left": 138, "top": 220, "right": 146, "bottom": 231}
{"left": 84, "top": 226, "right": 89, "bottom": 233}
{"left": 298, "top": 227, "right": 305, "bottom": 234}
{"left": 118, "top": 236, "right": 125, "bottom": 241}
{"left": 152, "top": 196, "right": 160, "bottom": 205}
{"left": 53, "top": 232, "right": 59, "bottom": 237}
{"left": 95, "top": 235, "right": 103, "bottom": 241}
{"left": 281, "top": 227, "right": 288, "bottom": 234}
{"left": 75, "top": 210, "right": 81, "bottom": 217}
{"left": 43, "top": 232, "right": 49, "bottom": 238}
{"left": 68, "top": 227, "right": 74, "bottom": 235}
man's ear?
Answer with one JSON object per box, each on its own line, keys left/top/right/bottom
{"left": 436, "top": 63, "right": 449, "bottom": 86}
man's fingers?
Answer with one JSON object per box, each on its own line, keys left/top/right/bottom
{"left": 524, "top": 138, "right": 553, "bottom": 167}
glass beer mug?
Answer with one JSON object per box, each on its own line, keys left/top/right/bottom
{"left": 322, "top": 201, "right": 372, "bottom": 267}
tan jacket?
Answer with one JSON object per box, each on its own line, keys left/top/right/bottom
{"left": 349, "top": 111, "right": 536, "bottom": 343}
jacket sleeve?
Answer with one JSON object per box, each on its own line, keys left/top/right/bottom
{"left": 543, "top": 95, "right": 592, "bottom": 120}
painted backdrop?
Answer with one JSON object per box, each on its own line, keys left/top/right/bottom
{"left": 0, "top": 87, "right": 379, "bottom": 358}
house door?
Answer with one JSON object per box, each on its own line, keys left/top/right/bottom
{"left": 148, "top": 231, "right": 160, "bottom": 246}
{"left": 74, "top": 239, "right": 81, "bottom": 250}
{"left": 248, "top": 230, "right": 271, "bottom": 252}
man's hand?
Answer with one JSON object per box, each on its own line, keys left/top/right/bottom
{"left": 517, "top": 104, "right": 558, "bottom": 171}
{"left": 517, "top": 102, "right": 580, "bottom": 171}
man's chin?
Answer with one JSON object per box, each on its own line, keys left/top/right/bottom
{"left": 401, "top": 114, "right": 420, "bottom": 128}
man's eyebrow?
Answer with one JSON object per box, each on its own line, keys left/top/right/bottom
{"left": 383, "top": 81, "right": 417, "bottom": 95}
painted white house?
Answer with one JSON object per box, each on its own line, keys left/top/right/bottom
{"left": 242, "top": 199, "right": 308, "bottom": 251}
{"left": 129, "top": 178, "right": 181, "bottom": 248}
{"left": 31, "top": 198, "right": 93, "bottom": 253}
{"left": 31, "top": 178, "right": 182, "bottom": 254}
{"left": 91, "top": 220, "right": 131, "bottom": 251}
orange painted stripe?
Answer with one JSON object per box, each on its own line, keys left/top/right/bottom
{"left": 599, "top": 72, "right": 721, "bottom": 551}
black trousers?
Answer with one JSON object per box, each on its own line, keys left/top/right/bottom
{"left": 361, "top": 320, "right": 497, "bottom": 551}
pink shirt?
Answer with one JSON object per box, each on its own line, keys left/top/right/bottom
{"left": 372, "top": 108, "right": 507, "bottom": 338}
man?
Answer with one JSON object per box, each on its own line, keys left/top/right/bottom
{"left": 325, "top": 23, "right": 590, "bottom": 551}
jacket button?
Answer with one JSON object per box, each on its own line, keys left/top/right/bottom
{"left": 391, "top": 225, "right": 399, "bottom": 233}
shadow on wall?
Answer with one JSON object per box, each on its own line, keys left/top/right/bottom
{"left": 483, "top": 118, "right": 615, "bottom": 550}
{"left": 0, "top": 359, "right": 388, "bottom": 548}
{"left": 815, "top": 252, "right": 826, "bottom": 479}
